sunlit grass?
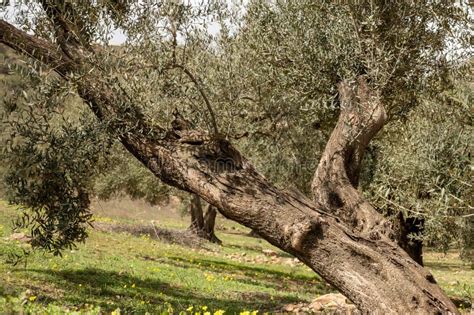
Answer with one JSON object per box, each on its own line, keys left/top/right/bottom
{"left": 0, "top": 202, "right": 325, "bottom": 314}
{"left": 0, "top": 200, "right": 472, "bottom": 314}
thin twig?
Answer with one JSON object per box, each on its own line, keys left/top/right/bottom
{"left": 138, "top": 62, "right": 219, "bottom": 134}
{"left": 173, "top": 64, "right": 219, "bottom": 134}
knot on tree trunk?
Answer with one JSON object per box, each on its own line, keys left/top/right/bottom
{"left": 169, "top": 129, "right": 244, "bottom": 173}
{"left": 284, "top": 216, "right": 326, "bottom": 252}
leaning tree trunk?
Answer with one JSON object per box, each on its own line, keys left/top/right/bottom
{"left": 188, "top": 194, "right": 221, "bottom": 244}
{"left": 0, "top": 15, "right": 459, "bottom": 314}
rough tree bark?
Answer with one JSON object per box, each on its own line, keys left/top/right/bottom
{"left": 311, "top": 77, "right": 389, "bottom": 235}
{"left": 311, "top": 78, "right": 425, "bottom": 265}
{"left": 0, "top": 13, "right": 459, "bottom": 314}
{"left": 188, "top": 194, "right": 221, "bottom": 244}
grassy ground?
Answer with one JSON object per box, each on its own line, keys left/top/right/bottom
{"left": 0, "top": 199, "right": 472, "bottom": 314}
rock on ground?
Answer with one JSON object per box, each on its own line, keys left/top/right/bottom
{"left": 281, "top": 293, "right": 359, "bottom": 314}
{"left": 6, "top": 232, "right": 31, "bottom": 243}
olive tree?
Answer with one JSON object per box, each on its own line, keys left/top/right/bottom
{"left": 0, "top": 0, "right": 471, "bottom": 313}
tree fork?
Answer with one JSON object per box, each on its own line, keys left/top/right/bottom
{"left": 0, "top": 19, "right": 459, "bottom": 313}
{"left": 311, "top": 76, "right": 425, "bottom": 264}
{"left": 312, "top": 77, "right": 389, "bottom": 233}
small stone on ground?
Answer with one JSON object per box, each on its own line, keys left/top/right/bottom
{"left": 281, "top": 293, "right": 359, "bottom": 314}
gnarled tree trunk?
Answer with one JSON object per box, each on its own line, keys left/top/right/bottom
{"left": 0, "top": 13, "right": 459, "bottom": 314}
{"left": 311, "top": 78, "right": 425, "bottom": 265}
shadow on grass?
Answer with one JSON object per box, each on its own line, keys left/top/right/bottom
{"left": 143, "top": 255, "right": 331, "bottom": 295}
{"left": 20, "top": 267, "right": 305, "bottom": 313}
{"left": 425, "top": 261, "right": 466, "bottom": 271}
{"left": 162, "top": 256, "right": 321, "bottom": 281}
{"left": 224, "top": 242, "right": 293, "bottom": 258}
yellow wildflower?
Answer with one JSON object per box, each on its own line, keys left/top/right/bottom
{"left": 186, "top": 306, "right": 194, "bottom": 312}
{"left": 28, "top": 296, "right": 37, "bottom": 302}
{"left": 214, "top": 310, "right": 225, "bottom": 315}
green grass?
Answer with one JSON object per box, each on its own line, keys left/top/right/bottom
{"left": 0, "top": 200, "right": 472, "bottom": 314}
{"left": 0, "top": 201, "right": 327, "bottom": 314}
{"left": 425, "top": 252, "right": 473, "bottom": 299}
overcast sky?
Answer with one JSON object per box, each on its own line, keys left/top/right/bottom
{"left": 0, "top": 0, "right": 228, "bottom": 45}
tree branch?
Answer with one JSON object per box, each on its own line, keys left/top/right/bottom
{"left": 38, "top": 0, "right": 91, "bottom": 59}
{"left": 0, "top": 20, "right": 72, "bottom": 76}
{"left": 172, "top": 64, "right": 219, "bottom": 134}
{"left": 311, "top": 76, "right": 389, "bottom": 235}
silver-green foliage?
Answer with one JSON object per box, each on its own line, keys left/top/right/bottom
{"left": 1, "top": 62, "right": 111, "bottom": 255}
{"left": 362, "top": 77, "right": 473, "bottom": 257}
{"left": 0, "top": 0, "right": 471, "bottom": 255}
